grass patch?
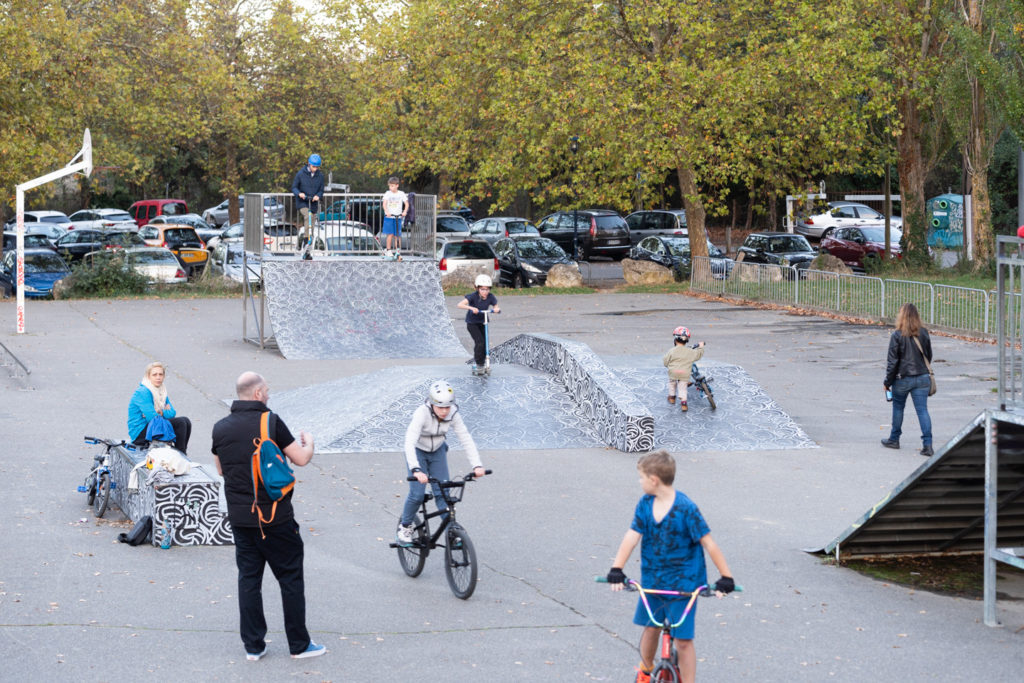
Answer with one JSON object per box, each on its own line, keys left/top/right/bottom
{"left": 833, "top": 554, "right": 1024, "bottom": 598}
{"left": 614, "top": 282, "right": 692, "bottom": 295}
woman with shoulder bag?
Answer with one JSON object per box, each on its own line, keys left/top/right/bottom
{"left": 882, "top": 303, "right": 935, "bottom": 456}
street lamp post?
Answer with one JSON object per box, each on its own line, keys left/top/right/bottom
{"left": 569, "top": 136, "right": 580, "bottom": 260}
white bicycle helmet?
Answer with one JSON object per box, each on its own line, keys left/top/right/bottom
{"left": 428, "top": 380, "right": 455, "bottom": 407}
{"left": 673, "top": 325, "right": 690, "bottom": 343}
{"left": 474, "top": 274, "right": 493, "bottom": 288}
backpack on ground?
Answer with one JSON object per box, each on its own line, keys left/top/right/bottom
{"left": 118, "top": 515, "right": 153, "bottom": 546}
{"left": 251, "top": 411, "right": 295, "bottom": 536}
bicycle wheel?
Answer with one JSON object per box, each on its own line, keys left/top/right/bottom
{"left": 85, "top": 472, "right": 97, "bottom": 506}
{"left": 651, "top": 661, "right": 680, "bottom": 682}
{"left": 444, "top": 526, "right": 478, "bottom": 599}
{"left": 397, "top": 515, "right": 428, "bottom": 578}
{"left": 94, "top": 472, "right": 111, "bottom": 518}
{"left": 700, "top": 380, "right": 716, "bottom": 411}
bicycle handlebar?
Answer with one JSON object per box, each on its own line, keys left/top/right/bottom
{"left": 84, "top": 436, "right": 127, "bottom": 448}
{"left": 406, "top": 468, "right": 493, "bottom": 483}
{"left": 594, "top": 576, "right": 743, "bottom": 595}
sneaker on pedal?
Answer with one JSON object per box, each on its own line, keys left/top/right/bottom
{"left": 634, "top": 667, "right": 652, "bottom": 683}
{"left": 396, "top": 524, "right": 415, "bottom": 547}
{"left": 680, "top": 401, "right": 688, "bottom": 412}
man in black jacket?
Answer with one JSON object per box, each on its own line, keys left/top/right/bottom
{"left": 212, "top": 371, "right": 325, "bottom": 661}
{"left": 291, "top": 154, "right": 324, "bottom": 250}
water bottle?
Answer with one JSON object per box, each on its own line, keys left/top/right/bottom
{"left": 159, "top": 523, "right": 172, "bottom": 549}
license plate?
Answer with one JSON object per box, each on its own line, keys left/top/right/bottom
{"left": 607, "top": 239, "right": 622, "bottom": 245}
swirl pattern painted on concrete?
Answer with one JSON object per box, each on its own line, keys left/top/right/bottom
{"left": 490, "top": 334, "right": 655, "bottom": 452}
{"left": 262, "top": 257, "right": 466, "bottom": 360}
{"left": 109, "top": 446, "right": 233, "bottom": 546}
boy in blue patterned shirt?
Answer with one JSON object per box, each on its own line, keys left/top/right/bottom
{"left": 606, "top": 450, "right": 735, "bottom": 683}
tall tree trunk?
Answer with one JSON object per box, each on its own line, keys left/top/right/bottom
{"left": 895, "top": 90, "right": 929, "bottom": 261}
{"left": 965, "top": 0, "right": 994, "bottom": 264}
{"left": 677, "top": 163, "right": 708, "bottom": 258}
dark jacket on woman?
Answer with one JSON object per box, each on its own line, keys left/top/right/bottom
{"left": 885, "top": 329, "right": 932, "bottom": 387}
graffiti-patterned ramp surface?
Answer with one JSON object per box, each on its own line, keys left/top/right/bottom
{"left": 262, "top": 257, "right": 466, "bottom": 360}
{"left": 268, "top": 359, "right": 816, "bottom": 454}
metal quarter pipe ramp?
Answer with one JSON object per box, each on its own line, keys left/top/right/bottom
{"left": 260, "top": 257, "right": 466, "bottom": 360}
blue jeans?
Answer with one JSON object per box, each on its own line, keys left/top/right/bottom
{"left": 888, "top": 374, "right": 932, "bottom": 447}
{"left": 400, "top": 443, "right": 450, "bottom": 526}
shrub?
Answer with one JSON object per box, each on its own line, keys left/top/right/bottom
{"left": 62, "top": 254, "right": 150, "bottom": 297}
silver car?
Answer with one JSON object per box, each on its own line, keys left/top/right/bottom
{"left": 202, "top": 196, "right": 285, "bottom": 227}
{"left": 469, "top": 217, "right": 540, "bottom": 244}
{"left": 795, "top": 201, "right": 902, "bottom": 239}
{"left": 68, "top": 208, "right": 137, "bottom": 232}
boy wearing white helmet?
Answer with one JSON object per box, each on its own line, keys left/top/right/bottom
{"left": 663, "top": 326, "right": 705, "bottom": 413}
{"left": 396, "top": 380, "right": 486, "bottom": 546}
{"left": 456, "top": 274, "right": 501, "bottom": 373}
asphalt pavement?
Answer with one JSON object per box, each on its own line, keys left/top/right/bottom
{"left": 0, "top": 292, "right": 1021, "bottom": 682}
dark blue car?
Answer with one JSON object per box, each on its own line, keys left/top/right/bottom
{"left": 0, "top": 248, "right": 71, "bottom": 298}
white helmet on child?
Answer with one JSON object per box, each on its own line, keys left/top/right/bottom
{"left": 673, "top": 325, "right": 690, "bottom": 343}
{"left": 428, "top": 380, "right": 455, "bottom": 407}
{"left": 474, "top": 274, "right": 493, "bottom": 288}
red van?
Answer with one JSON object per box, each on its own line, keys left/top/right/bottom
{"left": 128, "top": 199, "right": 189, "bottom": 228}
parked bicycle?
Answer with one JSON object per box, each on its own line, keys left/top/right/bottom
{"left": 390, "top": 469, "right": 491, "bottom": 599}
{"left": 690, "top": 343, "right": 716, "bottom": 411}
{"left": 78, "top": 436, "right": 129, "bottom": 518}
{"left": 596, "top": 576, "right": 743, "bottom": 682}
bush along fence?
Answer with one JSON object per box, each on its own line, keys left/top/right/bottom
{"left": 690, "top": 256, "right": 1022, "bottom": 339}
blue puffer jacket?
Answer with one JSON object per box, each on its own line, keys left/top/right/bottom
{"left": 127, "top": 384, "right": 176, "bottom": 440}
{"left": 290, "top": 166, "right": 324, "bottom": 209}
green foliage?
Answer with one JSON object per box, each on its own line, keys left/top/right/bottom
{"left": 63, "top": 256, "right": 151, "bottom": 298}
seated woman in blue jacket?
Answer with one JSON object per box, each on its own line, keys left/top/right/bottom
{"left": 128, "top": 361, "right": 192, "bottom": 453}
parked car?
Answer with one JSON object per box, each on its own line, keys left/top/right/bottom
{"left": 149, "top": 214, "right": 220, "bottom": 244}
{"left": 536, "top": 210, "right": 631, "bottom": 260}
{"left": 318, "top": 199, "right": 348, "bottom": 222}
{"left": 819, "top": 226, "right": 903, "bottom": 270}
{"left": 630, "top": 235, "right": 733, "bottom": 280}
{"left": 492, "top": 236, "right": 576, "bottom": 288}
{"left": 737, "top": 232, "right": 818, "bottom": 274}
{"left": 204, "top": 221, "right": 244, "bottom": 251}
{"left": 795, "top": 201, "right": 902, "bottom": 239}
{"left": 210, "top": 242, "right": 261, "bottom": 284}
{"left": 469, "top": 217, "right": 540, "bottom": 244}
{"left": 201, "top": 196, "right": 285, "bottom": 227}
{"left": 437, "top": 239, "right": 500, "bottom": 281}
{"left": 625, "top": 209, "right": 688, "bottom": 246}
{"left": 436, "top": 214, "right": 472, "bottom": 240}
{"left": 439, "top": 206, "right": 475, "bottom": 223}
{"left": 84, "top": 247, "right": 187, "bottom": 285}
{"left": 3, "top": 210, "right": 73, "bottom": 235}
{"left": 316, "top": 221, "right": 380, "bottom": 252}
{"left": 346, "top": 197, "right": 383, "bottom": 228}
{"left": 128, "top": 198, "right": 189, "bottom": 228}
{"left": 137, "top": 224, "right": 208, "bottom": 275}
{"left": 55, "top": 230, "right": 145, "bottom": 262}
{"left": 0, "top": 248, "right": 71, "bottom": 298}
{"left": 68, "top": 208, "right": 137, "bottom": 232}
{"left": 3, "top": 231, "right": 59, "bottom": 254}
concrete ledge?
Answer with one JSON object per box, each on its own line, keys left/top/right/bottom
{"left": 490, "top": 333, "right": 654, "bottom": 452}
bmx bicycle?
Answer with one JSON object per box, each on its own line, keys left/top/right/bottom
{"left": 389, "top": 469, "right": 491, "bottom": 599}
{"left": 596, "top": 576, "right": 742, "bottom": 682}
{"left": 689, "top": 343, "right": 716, "bottom": 411}
{"left": 78, "top": 436, "right": 130, "bottom": 518}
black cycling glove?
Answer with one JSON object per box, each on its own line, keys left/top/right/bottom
{"left": 606, "top": 567, "right": 627, "bottom": 584}
{"left": 713, "top": 576, "right": 735, "bottom": 594}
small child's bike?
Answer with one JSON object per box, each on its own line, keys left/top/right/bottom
{"left": 690, "top": 343, "right": 716, "bottom": 411}
{"left": 596, "top": 576, "right": 742, "bottom": 682}
{"left": 390, "top": 469, "right": 491, "bottom": 599}
{"left": 78, "top": 436, "right": 130, "bottom": 518}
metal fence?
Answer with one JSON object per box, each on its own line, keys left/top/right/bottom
{"left": 242, "top": 192, "right": 438, "bottom": 257}
{"left": 691, "top": 255, "right": 1005, "bottom": 337}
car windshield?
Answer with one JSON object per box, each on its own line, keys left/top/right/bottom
{"left": 594, "top": 216, "right": 626, "bottom": 229}
{"left": 107, "top": 232, "right": 146, "bottom": 247}
{"left": 437, "top": 217, "right": 469, "bottom": 232}
{"left": 507, "top": 221, "right": 539, "bottom": 234}
{"left": 860, "top": 227, "right": 903, "bottom": 242}
{"left": 516, "top": 239, "right": 565, "bottom": 258}
{"left": 24, "top": 234, "right": 52, "bottom": 248}
{"left": 24, "top": 252, "right": 68, "bottom": 272}
{"left": 129, "top": 250, "right": 178, "bottom": 265}
{"left": 445, "top": 242, "right": 493, "bottom": 259}
{"left": 42, "top": 215, "right": 70, "bottom": 223}
{"left": 769, "top": 236, "right": 812, "bottom": 253}
{"left": 103, "top": 212, "right": 133, "bottom": 222}
{"left": 164, "top": 228, "right": 201, "bottom": 246}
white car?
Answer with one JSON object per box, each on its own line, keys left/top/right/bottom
{"left": 437, "top": 238, "right": 500, "bottom": 281}
{"left": 3, "top": 210, "right": 73, "bottom": 239}
{"left": 795, "top": 201, "right": 902, "bottom": 239}
{"left": 204, "top": 221, "right": 244, "bottom": 251}
{"left": 210, "top": 242, "right": 261, "bottom": 284}
{"left": 314, "top": 220, "right": 380, "bottom": 253}
{"left": 68, "top": 208, "right": 137, "bottom": 232}
{"left": 84, "top": 247, "right": 187, "bottom": 284}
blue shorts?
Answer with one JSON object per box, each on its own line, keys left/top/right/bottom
{"left": 633, "top": 593, "right": 697, "bottom": 640}
{"left": 382, "top": 216, "right": 401, "bottom": 236}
